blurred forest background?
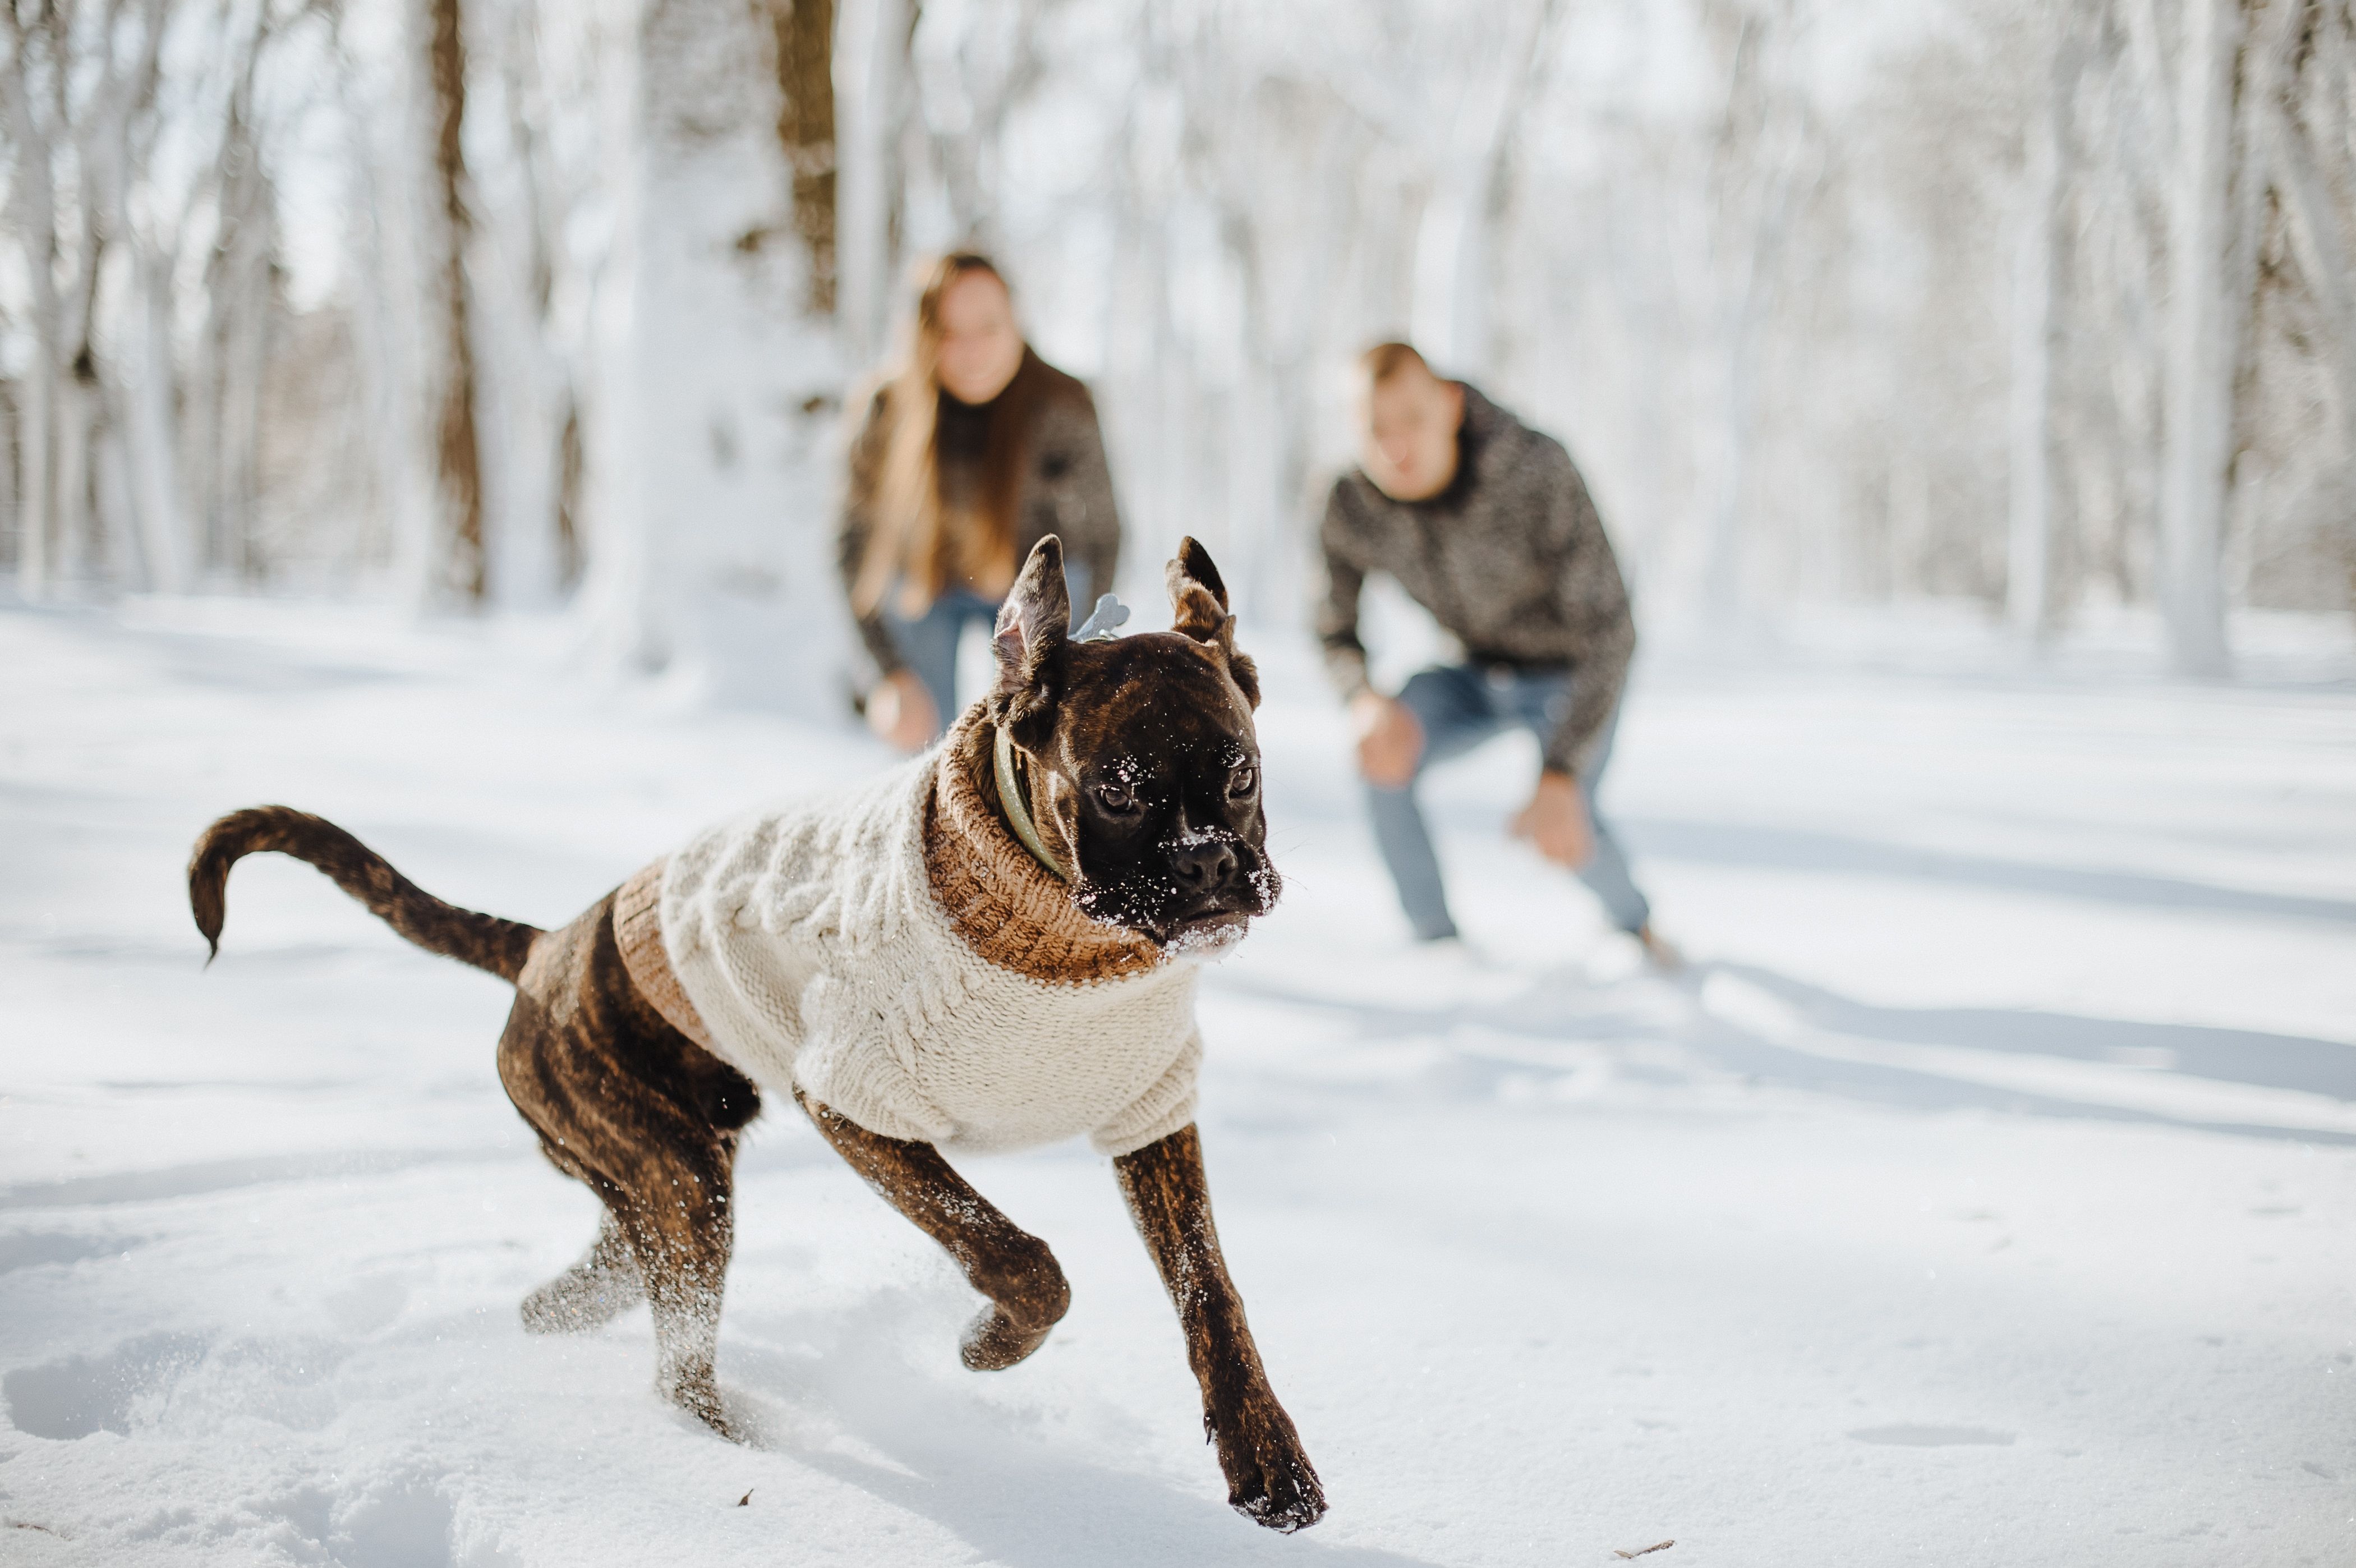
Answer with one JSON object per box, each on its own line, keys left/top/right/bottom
{"left": 4, "top": 0, "right": 2354, "bottom": 711}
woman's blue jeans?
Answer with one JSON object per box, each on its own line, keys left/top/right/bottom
{"left": 884, "top": 590, "right": 1000, "bottom": 733}
{"left": 1365, "top": 663, "right": 1651, "bottom": 941}
{"left": 882, "top": 566, "right": 1090, "bottom": 733}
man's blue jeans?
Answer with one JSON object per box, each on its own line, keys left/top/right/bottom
{"left": 1366, "top": 663, "right": 1651, "bottom": 941}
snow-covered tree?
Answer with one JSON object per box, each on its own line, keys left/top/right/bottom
{"left": 572, "top": 0, "right": 849, "bottom": 710}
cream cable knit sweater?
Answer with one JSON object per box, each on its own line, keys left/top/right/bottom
{"left": 657, "top": 750, "right": 1203, "bottom": 1156}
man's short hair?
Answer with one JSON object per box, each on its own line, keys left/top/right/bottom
{"left": 1359, "top": 341, "right": 1434, "bottom": 386}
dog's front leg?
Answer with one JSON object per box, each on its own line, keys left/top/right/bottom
{"left": 1113, "top": 1125, "right": 1326, "bottom": 1532}
{"left": 799, "top": 1094, "right": 1070, "bottom": 1369}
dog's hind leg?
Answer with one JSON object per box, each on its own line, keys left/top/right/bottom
{"left": 593, "top": 1131, "right": 742, "bottom": 1440}
{"left": 513, "top": 1118, "right": 740, "bottom": 1437}
{"left": 799, "top": 1094, "right": 1069, "bottom": 1370}
{"left": 521, "top": 1211, "right": 646, "bottom": 1334}
{"left": 497, "top": 894, "right": 761, "bottom": 1442}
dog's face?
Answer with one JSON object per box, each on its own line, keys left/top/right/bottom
{"left": 988, "top": 536, "right": 1278, "bottom": 951}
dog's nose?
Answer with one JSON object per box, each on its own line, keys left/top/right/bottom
{"left": 1169, "top": 839, "right": 1239, "bottom": 893}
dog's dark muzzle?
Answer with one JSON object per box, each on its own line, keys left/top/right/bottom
{"left": 1075, "top": 838, "right": 1279, "bottom": 946}
{"left": 1169, "top": 838, "right": 1240, "bottom": 898}
{"left": 1161, "top": 840, "right": 1277, "bottom": 930}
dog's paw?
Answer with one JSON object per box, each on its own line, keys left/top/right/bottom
{"left": 959, "top": 1234, "right": 1070, "bottom": 1370}
{"left": 519, "top": 1259, "right": 643, "bottom": 1335}
{"left": 1212, "top": 1399, "right": 1327, "bottom": 1533}
{"left": 665, "top": 1373, "right": 747, "bottom": 1444}
{"left": 959, "top": 1303, "right": 1056, "bottom": 1370}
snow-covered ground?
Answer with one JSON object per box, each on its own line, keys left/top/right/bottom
{"left": 3, "top": 594, "right": 2353, "bottom": 1567}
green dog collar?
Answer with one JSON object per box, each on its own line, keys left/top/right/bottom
{"left": 992, "top": 722, "right": 1068, "bottom": 882}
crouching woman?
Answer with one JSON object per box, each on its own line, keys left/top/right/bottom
{"left": 840, "top": 252, "right": 1124, "bottom": 749}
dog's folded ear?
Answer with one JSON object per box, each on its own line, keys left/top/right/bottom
{"left": 992, "top": 535, "right": 1073, "bottom": 747}
{"left": 1166, "top": 537, "right": 1259, "bottom": 709}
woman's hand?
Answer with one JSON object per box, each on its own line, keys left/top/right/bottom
{"left": 867, "top": 670, "right": 940, "bottom": 752}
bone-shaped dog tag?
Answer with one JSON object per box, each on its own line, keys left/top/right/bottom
{"left": 1071, "top": 593, "right": 1130, "bottom": 642}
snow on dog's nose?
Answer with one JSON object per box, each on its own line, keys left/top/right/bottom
{"left": 1168, "top": 831, "right": 1240, "bottom": 896}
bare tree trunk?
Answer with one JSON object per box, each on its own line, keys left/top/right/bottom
{"left": 335, "top": 4, "right": 431, "bottom": 597}
{"left": 10, "top": 0, "right": 178, "bottom": 594}
{"left": 10, "top": 351, "right": 53, "bottom": 595}
{"left": 53, "top": 355, "right": 93, "bottom": 583}
{"left": 0, "top": 375, "right": 16, "bottom": 569}
{"left": 2, "top": 12, "right": 59, "bottom": 596}
{"left": 57, "top": 169, "right": 105, "bottom": 585}
{"left": 1703, "top": 268, "right": 1766, "bottom": 622}
{"left": 1109, "top": 6, "right": 1185, "bottom": 579}
{"left": 197, "top": 91, "right": 275, "bottom": 581}
{"left": 2264, "top": 73, "right": 2356, "bottom": 469}
{"left": 470, "top": 1, "right": 577, "bottom": 608}
{"left": 425, "top": 0, "right": 486, "bottom": 604}
{"left": 581, "top": 0, "right": 848, "bottom": 710}
{"left": 2157, "top": 0, "right": 2246, "bottom": 677}
{"left": 123, "top": 234, "right": 186, "bottom": 591}
{"left": 4, "top": 314, "right": 54, "bottom": 597}
{"left": 176, "top": 14, "right": 277, "bottom": 583}
{"left": 835, "top": 0, "right": 912, "bottom": 366}
{"left": 2008, "top": 15, "right": 2082, "bottom": 640}
{"left": 93, "top": 409, "right": 145, "bottom": 584}
{"left": 2257, "top": 14, "right": 2356, "bottom": 623}
{"left": 114, "top": 0, "right": 184, "bottom": 593}
{"left": 1700, "top": 4, "right": 1814, "bottom": 624}
{"left": 773, "top": 0, "right": 837, "bottom": 314}
{"left": 214, "top": 254, "right": 272, "bottom": 583}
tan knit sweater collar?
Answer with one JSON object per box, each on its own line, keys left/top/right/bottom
{"left": 923, "top": 714, "right": 1165, "bottom": 984}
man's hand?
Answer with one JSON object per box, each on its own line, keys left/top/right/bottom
{"left": 1349, "top": 692, "right": 1423, "bottom": 788}
{"left": 867, "top": 669, "right": 940, "bottom": 752}
{"left": 1510, "top": 770, "right": 1593, "bottom": 868}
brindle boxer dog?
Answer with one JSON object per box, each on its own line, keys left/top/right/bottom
{"left": 186, "top": 537, "right": 1326, "bottom": 1532}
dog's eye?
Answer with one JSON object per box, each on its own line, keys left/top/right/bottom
{"left": 1096, "top": 781, "right": 1138, "bottom": 814}
{"left": 1230, "top": 764, "right": 1258, "bottom": 797}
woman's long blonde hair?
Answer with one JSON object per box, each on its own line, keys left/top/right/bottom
{"left": 852, "top": 253, "right": 1060, "bottom": 617}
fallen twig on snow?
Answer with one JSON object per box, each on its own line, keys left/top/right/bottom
{"left": 737, "top": 1488, "right": 754, "bottom": 1506}
{"left": 1613, "top": 1541, "right": 1673, "bottom": 1560}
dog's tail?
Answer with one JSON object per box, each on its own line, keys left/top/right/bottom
{"left": 188, "top": 806, "right": 541, "bottom": 982}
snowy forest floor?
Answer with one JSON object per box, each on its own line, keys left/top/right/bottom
{"left": 2, "top": 593, "right": 2353, "bottom": 1567}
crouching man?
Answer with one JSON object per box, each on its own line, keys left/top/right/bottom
{"left": 1314, "top": 342, "right": 1673, "bottom": 964}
